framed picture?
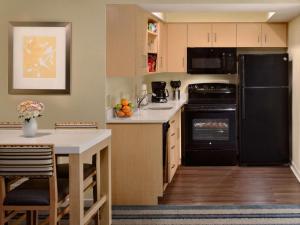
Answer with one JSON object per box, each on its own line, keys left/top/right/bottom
{"left": 8, "top": 22, "right": 71, "bottom": 94}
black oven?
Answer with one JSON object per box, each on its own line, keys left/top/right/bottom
{"left": 182, "top": 83, "right": 238, "bottom": 166}
{"left": 187, "top": 48, "right": 237, "bottom": 74}
{"left": 182, "top": 106, "right": 237, "bottom": 166}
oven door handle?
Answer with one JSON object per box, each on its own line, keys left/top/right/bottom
{"left": 184, "top": 107, "right": 236, "bottom": 112}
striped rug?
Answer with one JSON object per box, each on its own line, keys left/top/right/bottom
{"left": 112, "top": 205, "right": 300, "bottom": 225}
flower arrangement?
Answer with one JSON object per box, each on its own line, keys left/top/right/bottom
{"left": 17, "top": 100, "right": 45, "bottom": 122}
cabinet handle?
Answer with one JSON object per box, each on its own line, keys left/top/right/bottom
{"left": 258, "top": 36, "right": 260, "bottom": 43}
{"left": 182, "top": 57, "right": 185, "bottom": 68}
{"left": 264, "top": 35, "right": 267, "bottom": 43}
{"left": 207, "top": 33, "right": 210, "bottom": 43}
{"left": 171, "top": 164, "right": 175, "bottom": 169}
{"left": 171, "top": 133, "right": 175, "bottom": 137}
{"left": 171, "top": 145, "right": 175, "bottom": 150}
{"left": 171, "top": 120, "right": 175, "bottom": 124}
{"left": 214, "top": 33, "right": 217, "bottom": 42}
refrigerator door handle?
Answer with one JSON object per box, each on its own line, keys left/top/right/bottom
{"left": 240, "top": 55, "right": 246, "bottom": 120}
{"left": 242, "top": 87, "right": 246, "bottom": 120}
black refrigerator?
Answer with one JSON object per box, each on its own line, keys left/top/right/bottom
{"left": 239, "top": 54, "right": 290, "bottom": 165}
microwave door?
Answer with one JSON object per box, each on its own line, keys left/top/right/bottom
{"left": 188, "top": 50, "right": 223, "bottom": 74}
{"left": 187, "top": 48, "right": 237, "bottom": 75}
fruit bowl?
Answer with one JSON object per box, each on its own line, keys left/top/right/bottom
{"left": 114, "top": 99, "right": 135, "bottom": 118}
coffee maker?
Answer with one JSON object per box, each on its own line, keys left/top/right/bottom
{"left": 151, "top": 81, "right": 169, "bottom": 103}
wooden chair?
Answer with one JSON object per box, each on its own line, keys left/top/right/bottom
{"left": 0, "top": 122, "right": 23, "bottom": 192}
{"left": 54, "top": 121, "right": 98, "bottom": 129}
{"left": 0, "top": 144, "right": 69, "bottom": 225}
{"left": 0, "top": 122, "right": 22, "bottom": 129}
{"left": 55, "top": 121, "right": 99, "bottom": 224}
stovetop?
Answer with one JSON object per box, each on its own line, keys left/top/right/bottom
{"left": 188, "top": 83, "right": 237, "bottom": 105}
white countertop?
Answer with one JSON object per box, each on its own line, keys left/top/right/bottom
{"left": 106, "top": 98, "right": 187, "bottom": 124}
{"left": 0, "top": 129, "right": 111, "bottom": 154}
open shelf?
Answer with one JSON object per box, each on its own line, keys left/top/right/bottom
{"left": 147, "top": 18, "right": 159, "bottom": 73}
{"left": 147, "top": 30, "right": 158, "bottom": 36}
{"left": 148, "top": 53, "right": 157, "bottom": 73}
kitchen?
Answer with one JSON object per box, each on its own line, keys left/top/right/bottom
{"left": 106, "top": 3, "right": 299, "bottom": 207}
{"left": 1, "top": 1, "right": 300, "bottom": 224}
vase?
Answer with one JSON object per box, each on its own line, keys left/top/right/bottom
{"left": 23, "top": 118, "right": 38, "bottom": 137}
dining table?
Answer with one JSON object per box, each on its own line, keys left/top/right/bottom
{"left": 0, "top": 129, "right": 112, "bottom": 225}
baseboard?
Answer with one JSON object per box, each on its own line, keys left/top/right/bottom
{"left": 290, "top": 162, "right": 300, "bottom": 183}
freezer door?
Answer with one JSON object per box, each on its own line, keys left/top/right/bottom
{"left": 240, "top": 54, "right": 288, "bottom": 87}
{"left": 240, "top": 87, "right": 289, "bottom": 165}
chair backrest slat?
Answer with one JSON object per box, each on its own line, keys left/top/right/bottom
{"left": 55, "top": 121, "right": 98, "bottom": 129}
{"left": 0, "top": 122, "right": 22, "bottom": 129}
{"left": 0, "top": 145, "right": 54, "bottom": 177}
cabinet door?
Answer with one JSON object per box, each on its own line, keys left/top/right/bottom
{"left": 135, "top": 9, "right": 148, "bottom": 76}
{"left": 262, "top": 23, "right": 287, "bottom": 47}
{"left": 106, "top": 5, "right": 136, "bottom": 76}
{"left": 158, "top": 22, "right": 167, "bottom": 72}
{"left": 167, "top": 24, "right": 187, "bottom": 72}
{"left": 168, "top": 123, "right": 177, "bottom": 183}
{"left": 237, "top": 23, "right": 262, "bottom": 47}
{"left": 212, "top": 23, "right": 237, "bottom": 47}
{"left": 188, "top": 23, "right": 212, "bottom": 47}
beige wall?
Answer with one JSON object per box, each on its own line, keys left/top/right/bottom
{"left": 289, "top": 15, "right": 300, "bottom": 176}
{"left": 0, "top": 0, "right": 106, "bottom": 128}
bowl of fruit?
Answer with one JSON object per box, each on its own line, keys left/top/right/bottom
{"left": 114, "top": 99, "right": 135, "bottom": 118}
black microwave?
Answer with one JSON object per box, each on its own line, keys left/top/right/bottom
{"left": 187, "top": 48, "right": 237, "bottom": 74}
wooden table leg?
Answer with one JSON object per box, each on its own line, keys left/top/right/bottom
{"left": 100, "top": 143, "right": 111, "bottom": 225}
{"left": 69, "top": 154, "right": 84, "bottom": 225}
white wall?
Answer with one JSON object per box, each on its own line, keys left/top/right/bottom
{"left": 289, "top": 15, "right": 300, "bottom": 180}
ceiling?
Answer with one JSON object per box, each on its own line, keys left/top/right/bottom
{"left": 139, "top": 3, "right": 300, "bottom": 22}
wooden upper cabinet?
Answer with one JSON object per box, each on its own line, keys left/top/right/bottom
{"left": 237, "top": 23, "right": 262, "bottom": 47}
{"left": 106, "top": 5, "right": 137, "bottom": 77}
{"left": 262, "top": 23, "right": 287, "bottom": 47}
{"left": 188, "top": 23, "right": 212, "bottom": 47}
{"left": 107, "top": 5, "right": 150, "bottom": 77}
{"left": 135, "top": 9, "right": 148, "bottom": 76}
{"left": 212, "top": 23, "right": 237, "bottom": 47}
{"left": 158, "top": 22, "right": 167, "bottom": 73}
{"left": 167, "top": 24, "right": 187, "bottom": 72}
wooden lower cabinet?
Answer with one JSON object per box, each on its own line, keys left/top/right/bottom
{"left": 167, "top": 110, "right": 181, "bottom": 183}
{"left": 107, "top": 109, "right": 181, "bottom": 205}
{"left": 107, "top": 123, "right": 163, "bottom": 205}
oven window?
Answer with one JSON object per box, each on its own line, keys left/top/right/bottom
{"left": 192, "top": 58, "right": 221, "bottom": 69}
{"left": 192, "top": 119, "right": 229, "bottom": 141}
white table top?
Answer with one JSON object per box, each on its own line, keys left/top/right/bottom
{"left": 106, "top": 98, "right": 186, "bottom": 124}
{"left": 0, "top": 129, "right": 111, "bottom": 154}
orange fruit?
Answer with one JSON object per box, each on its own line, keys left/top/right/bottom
{"left": 125, "top": 111, "right": 133, "bottom": 117}
{"left": 116, "top": 110, "right": 125, "bottom": 117}
{"left": 121, "top": 99, "right": 129, "bottom": 106}
{"left": 122, "top": 105, "right": 131, "bottom": 113}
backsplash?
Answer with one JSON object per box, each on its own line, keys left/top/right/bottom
{"left": 143, "top": 73, "right": 238, "bottom": 94}
{"left": 106, "top": 76, "right": 144, "bottom": 108}
{"left": 106, "top": 73, "right": 237, "bottom": 107}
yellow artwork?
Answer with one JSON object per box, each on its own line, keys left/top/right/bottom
{"left": 23, "top": 36, "right": 56, "bottom": 78}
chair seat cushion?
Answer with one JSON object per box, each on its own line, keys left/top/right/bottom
{"left": 56, "top": 163, "right": 95, "bottom": 179}
{"left": 4, "top": 178, "right": 69, "bottom": 206}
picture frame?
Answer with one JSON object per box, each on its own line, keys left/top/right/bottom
{"left": 8, "top": 22, "right": 71, "bottom": 95}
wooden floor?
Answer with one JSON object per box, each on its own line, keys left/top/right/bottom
{"left": 159, "top": 166, "right": 300, "bottom": 205}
